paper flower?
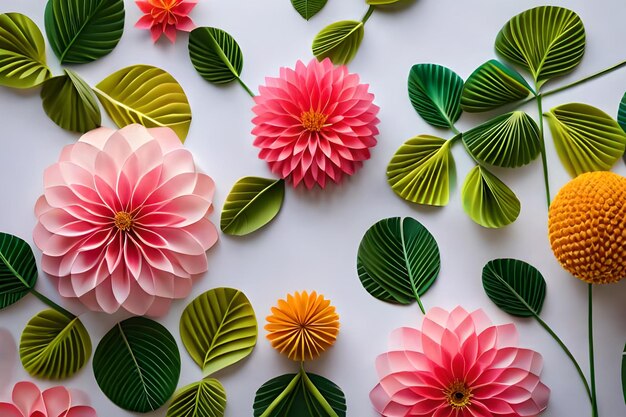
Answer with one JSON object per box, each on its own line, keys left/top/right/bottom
{"left": 371, "top": 307, "right": 550, "bottom": 417}
{"left": 265, "top": 291, "right": 340, "bottom": 361}
{"left": 549, "top": 171, "right": 626, "bottom": 284}
{"left": 252, "top": 58, "right": 380, "bottom": 189}
{"left": 0, "top": 381, "right": 96, "bottom": 417}
{"left": 33, "top": 125, "right": 218, "bottom": 316}
{"left": 135, "top": 0, "right": 197, "bottom": 43}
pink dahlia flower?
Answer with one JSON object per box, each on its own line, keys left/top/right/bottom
{"left": 252, "top": 58, "right": 380, "bottom": 189}
{"left": 135, "top": 0, "right": 197, "bottom": 43}
{"left": 371, "top": 307, "right": 550, "bottom": 417}
{"left": 33, "top": 125, "right": 218, "bottom": 316}
{"left": 0, "top": 381, "right": 96, "bottom": 417}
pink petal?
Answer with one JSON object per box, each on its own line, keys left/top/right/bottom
{"left": 41, "top": 386, "right": 71, "bottom": 417}
{"left": 135, "top": 14, "right": 154, "bottom": 29}
{"left": 0, "top": 403, "right": 23, "bottom": 417}
{"left": 12, "top": 382, "right": 44, "bottom": 416}
{"left": 64, "top": 406, "right": 98, "bottom": 417}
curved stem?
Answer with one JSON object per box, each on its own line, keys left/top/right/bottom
{"left": 29, "top": 288, "right": 75, "bottom": 319}
{"left": 541, "top": 60, "right": 626, "bottom": 99}
{"left": 237, "top": 77, "right": 255, "bottom": 98}
{"left": 361, "top": 5, "right": 375, "bottom": 24}
{"left": 535, "top": 94, "right": 551, "bottom": 207}
{"left": 589, "top": 284, "right": 599, "bottom": 417}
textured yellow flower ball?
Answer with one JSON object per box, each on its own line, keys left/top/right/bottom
{"left": 548, "top": 171, "right": 626, "bottom": 284}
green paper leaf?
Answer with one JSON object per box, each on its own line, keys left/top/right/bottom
{"left": 461, "top": 60, "right": 534, "bottom": 112}
{"left": 41, "top": 69, "right": 101, "bottom": 133}
{"left": 386, "top": 135, "right": 453, "bottom": 206}
{"left": 167, "top": 379, "right": 226, "bottom": 417}
{"left": 0, "top": 13, "right": 51, "bottom": 88}
{"left": 463, "top": 111, "right": 541, "bottom": 168}
{"left": 545, "top": 103, "right": 626, "bottom": 177}
{"left": 312, "top": 20, "right": 364, "bottom": 65}
{"left": 20, "top": 309, "right": 91, "bottom": 380}
{"left": 367, "top": 0, "right": 402, "bottom": 4}
{"left": 0, "top": 232, "right": 37, "bottom": 310}
{"left": 93, "top": 317, "right": 181, "bottom": 413}
{"left": 357, "top": 217, "right": 440, "bottom": 305}
{"left": 461, "top": 166, "right": 520, "bottom": 228}
{"left": 495, "top": 6, "right": 585, "bottom": 88}
{"left": 189, "top": 27, "right": 244, "bottom": 85}
{"left": 482, "top": 258, "right": 547, "bottom": 317}
{"left": 622, "top": 343, "right": 626, "bottom": 404}
{"left": 94, "top": 65, "right": 192, "bottom": 141}
{"left": 44, "top": 0, "right": 125, "bottom": 64}
{"left": 180, "top": 288, "right": 257, "bottom": 377}
{"left": 616, "top": 91, "right": 626, "bottom": 133}
{"left": 408, "top": 64, "right": 464, "bottom": 129}
{"left": 292, "top": 0, "right": 328, "bottom": 20}
{"left": 253, "top": 371, "right": 346, "bottom": 417}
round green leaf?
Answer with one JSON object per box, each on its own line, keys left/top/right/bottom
{"left": 545, "top": 103, "right": 626, "bottom": 177}
{"left": 0, "top": 13, "right": 51, "bottom": 88}
{"left": 357, "top": 217, "right": 440, "bottom": 305}
{"left": 461, "top": 60, "right": 534, "bottom": 112}
{"left": 482, "top": 258, "right": 547, "bottom": 317}
{"left": 461, "top": 166, "right": 520, "bottom": 228}
{"left": 386, "top": 135, "right": 453, "bottom": 206}
{"left": 312, "top": 20, "right": 364, "bottom": 65}
{"left": 93, "top": 317, "right": 181, "bottom": 413}
{"left": 180, "top": 288, "right": 257, "bottom": 377}
{"left": 94, "top": 65, "right": 192, "bottom": 141}
{"left": 463, "top": 111, "right": 541, "bottom": 168}
{"left": 617, "top": 91, "right": 626, "bottom": 133}
{"left": 167, "top": 379, "right": 226, "bottom": 417}
{"left": 221, "top": 177, "right": 285, "bottom": 236}
{"left": 20, "top": 309, "right": 91, "bottom": 380}
{"left": 44, "top": 0, "right": 125, "bottom": 64}
{"left": 41, "top": 69, "right": 101, "bottom": 133}
{"left": 495, "top": 6, "right": 585, "bottom": 88}
{"left": 408, "top": 64, "right": 464, "bottom": 129}
{"left": 292, "top": 0, "right": 328, "bottom": 20}
{"left": 189, "top": 27, "right": 244, "bottom": 85}
{"left": 0, "top": 232, "right": 37, "bottom": 310}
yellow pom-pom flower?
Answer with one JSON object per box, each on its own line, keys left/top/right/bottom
{"left": 548, "top": 171, "right": 626, "bottom": 284}
{"left": 265, "top": 291, "right": 340, "bottom": 362}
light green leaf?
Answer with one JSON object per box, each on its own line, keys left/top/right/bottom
{"left": 0, "top": 232, "right": 37, "bottom": 310}
{"left": 180, "top": 288, "right": 257, "bottom": 377}
{"left": 461, "top": 60, "right": 534, "bottom": 112}
{"left": 292, "top": 0, "right": 328, "bottom": 20}
{"left": 167, "top": 379, "right": 226, "bottom": 417}
{"left": 495, "top": 6, "right": 585, "bottom": 88}
{"left": 312, "top": 20, "right": 364, "bottom": 65}
{"left": 408, "top": 64, "right": 464, "bottom": 129}
{"left": 545, "top": 103, "right": 626, "bottom": 177}
{"left": 617, "top": 91, "right": 626, "bottom": 133}
{"left": 44, "top": 0, "right": 125, "bottom": 64}
{"left": 93, "top": 317, "right": 181, "bottom": 412}
{"left": 20, "top": 309, "right": 91, "bottom": 380}
{"left": 463, "top": 111, "right": 541, "bottom": 168}
{"left": 189, "top": 27, "right": 244, "bottom": 85}
{"left": 462, "top": 166, "right": 520, "bottom": 228}
{"left": 387, "top": 135, "right": 453, "bottom": 206}
{"left": 94, "top": 65, "right": 192, "bottom": 141}
{"left": 0, "top": 13, "right": 51, "bottom": 88}
{"left": 41, "top": 69, "right": 101, "bottom": 133}
{"left": 221, "top": 177, "right": 285, "bottom": 236}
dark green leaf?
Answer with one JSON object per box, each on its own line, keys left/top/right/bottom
{"left": 617, "top": 91, "right": 626, "bottom": 133}
{"left": 408, "top": 64, "right": 463, "bottom": 129}
{"left": 0, "top": 232, "right": 37, "bottom": 310}
{"left": 189, "top": 27, "right": 244, "bottom": 85}
{"left": 291, "top": 0, "right": 328, "bottom": 20}
{"left": 312, "top": 20, "right": 364, "bottom": 65}
{"left": 167, "top": 379, "right": 226, "bottom": 417}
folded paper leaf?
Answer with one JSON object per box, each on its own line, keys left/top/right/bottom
{"left": 312, "top": 20, "right": 364, "bottom": 65}
{"left": 292, "top": 0, "right": 328, "bottom": 20}
{"left": 189, "top": 27, "right": 244, "bottom": 85}
{"left": 0, "top": 232, "right": 37, "bottom": 310}
{"left": 619, "top": 92, "right": 626, "bottom": 134}
{"left": 136, "top": 0, "right": 197, "bottom": 43}
{"left": 0, "top": 381, "right": 97, "bottom": 417}
{"left": 166, "top": 379, "right": 226, "bottom": 417}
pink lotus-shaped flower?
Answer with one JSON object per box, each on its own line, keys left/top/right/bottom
{"left": 252, "top": 58, "right": 380, "bottom": 189}
{"left": 135, "top": 0, "right": 197, "bottom": 43}
{"left": 0, "top": 381, "right": 96, "bottom": 417}
{"left": 371, "top": 307, "right": 550, "bottom": 417}
{"left": 33, "top": 125, "right": 218, "bottom": 316}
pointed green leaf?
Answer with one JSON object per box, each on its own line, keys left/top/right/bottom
{"left": 0, "top": 232, "right": 37, "bottom": 310}
{"left": 167, "top": 379, "right": 226, "bottom": 417}
{"left": 180, "top": 288, "right": 257, "bottom": 377}
{"left": 545, "top": 103, "right": 626, "bottom": 177}
{"left": 189, "top": 27, "right": 244, "bottom": 85}
{"left": 94, "top": 65, "right": 192, "bottom": 141}
{"left": 93, "top": 317, "right": 181, "bottom": 412}
{"left": 20, "top": 309, "right": 91, "bottom": 380}
{"left": 291, "top": 0, "right": 328, "bottom": 20}
{"left": 312, "top": 20, "right": 364, "bottom": 65}
{"left": 495, "top": 6, "right": 585, "bottom": 88}
{"left": 357, "top": 217, "right": 440, "bottom": 305}
{"left": 221, "top": 177, "right": 285, "bottom": 236}
{"left": 386, "top": 135, "right": 453, "bottom": 206}
{"left": 44, "top": 0, "right": 125, "bottom": 64}
{"left": 0, "top": 13, "right": 51, "bottom": 88}
{"left": 461, "top": 60, "right": 534, "bottom": 112}
{"left": 463, "top": 111, "right": 541, "bottom": 168}
{"left": 462, "top": 166, "right": 520, "bottom": 228}
{"left": 482, "top": 258, "right": 547, "bottom": 317}
{"left": 408, "top": 64, "right": 463, "bottom": 129}
{"left": 617, "top": 91, "right": 626, "bottom": 133}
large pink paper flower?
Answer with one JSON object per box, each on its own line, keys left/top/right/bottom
{"left": 135, "top": 0, "right": 197, "bottom": 43}
{"left": 252, "top": 58, "right": 380, "bottom": 189}
{"left": 371, "top": 307, "right": 550, "bottom": 417}
{"left": 0, "top": 382, "right": 96, "bottom": 417}
{"left": 33, "top": 125, "right": 218, "bottom": 316}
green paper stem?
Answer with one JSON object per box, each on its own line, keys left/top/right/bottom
{"left": 589, "top": 284, "right": 599, "bottom": 417}
{"left": 541, "top": 60, "right": 626, "bottom": 100}
{"left": 536, "top": 94, "right": 551, "bottom": 207}
{"left": 300, "top": 364, "right": 339, "bottom": 417}
{"left": 361, "top": 5, "right": 375, "bottom": 24}
{"left": 258, "top": 370, "right": 302, "bottom": 417}
{"left": 237, "top": 77, "right": 256, "bottom": 98}
{"left": 29, "top": 288, "right": 75, "bottom": 319}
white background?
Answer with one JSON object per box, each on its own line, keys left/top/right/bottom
{"left": 0, "top": 0, "right": 625, "bottom": 416}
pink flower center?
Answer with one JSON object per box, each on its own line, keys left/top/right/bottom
{"left": 444, "top": 380, "right": 472, "bottom": 409}
{"left": 300, "top": 110, "right": 328, "bottom": 132}
{"left": 114, "top": 211, "right": 133, "bottom": 232}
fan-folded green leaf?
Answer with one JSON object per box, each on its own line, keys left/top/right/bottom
{"left": 167, "top": 379, "right": 226, "bottom": 417}
{"left": 189, "top": 27, "right": 244, "bottom": 85}
{"left": 0, "top": 232, "right": 37, "bottom": 310}
{"left": 291, "top": 0, "right": 328, "bottom": 20}
{"left": 312, "top": 20, "right": 364, "bottom": 65}
{"left": 408, "top": 64, "right": 463, "bottom": 129}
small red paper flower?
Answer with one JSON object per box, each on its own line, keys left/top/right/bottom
{"left": 135, "top": 0, "right": 197, "bottom": 43}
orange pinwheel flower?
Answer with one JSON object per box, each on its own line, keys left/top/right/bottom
{"left": 265, "top": 291, "right": 340, "bottom": 362}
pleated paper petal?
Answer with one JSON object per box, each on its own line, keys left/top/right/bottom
{"left": 0, "top": 382, "right": 96, "bottom": 417}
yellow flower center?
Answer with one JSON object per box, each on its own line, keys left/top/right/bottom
{"left": 444, "top": 380, "right": 472, "bottom": 409}
{"left": 300, "top": 110, "right": 328, "bottom": 132}
{"left": 114, "top": 211, "right": 133, "bottom": 232}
